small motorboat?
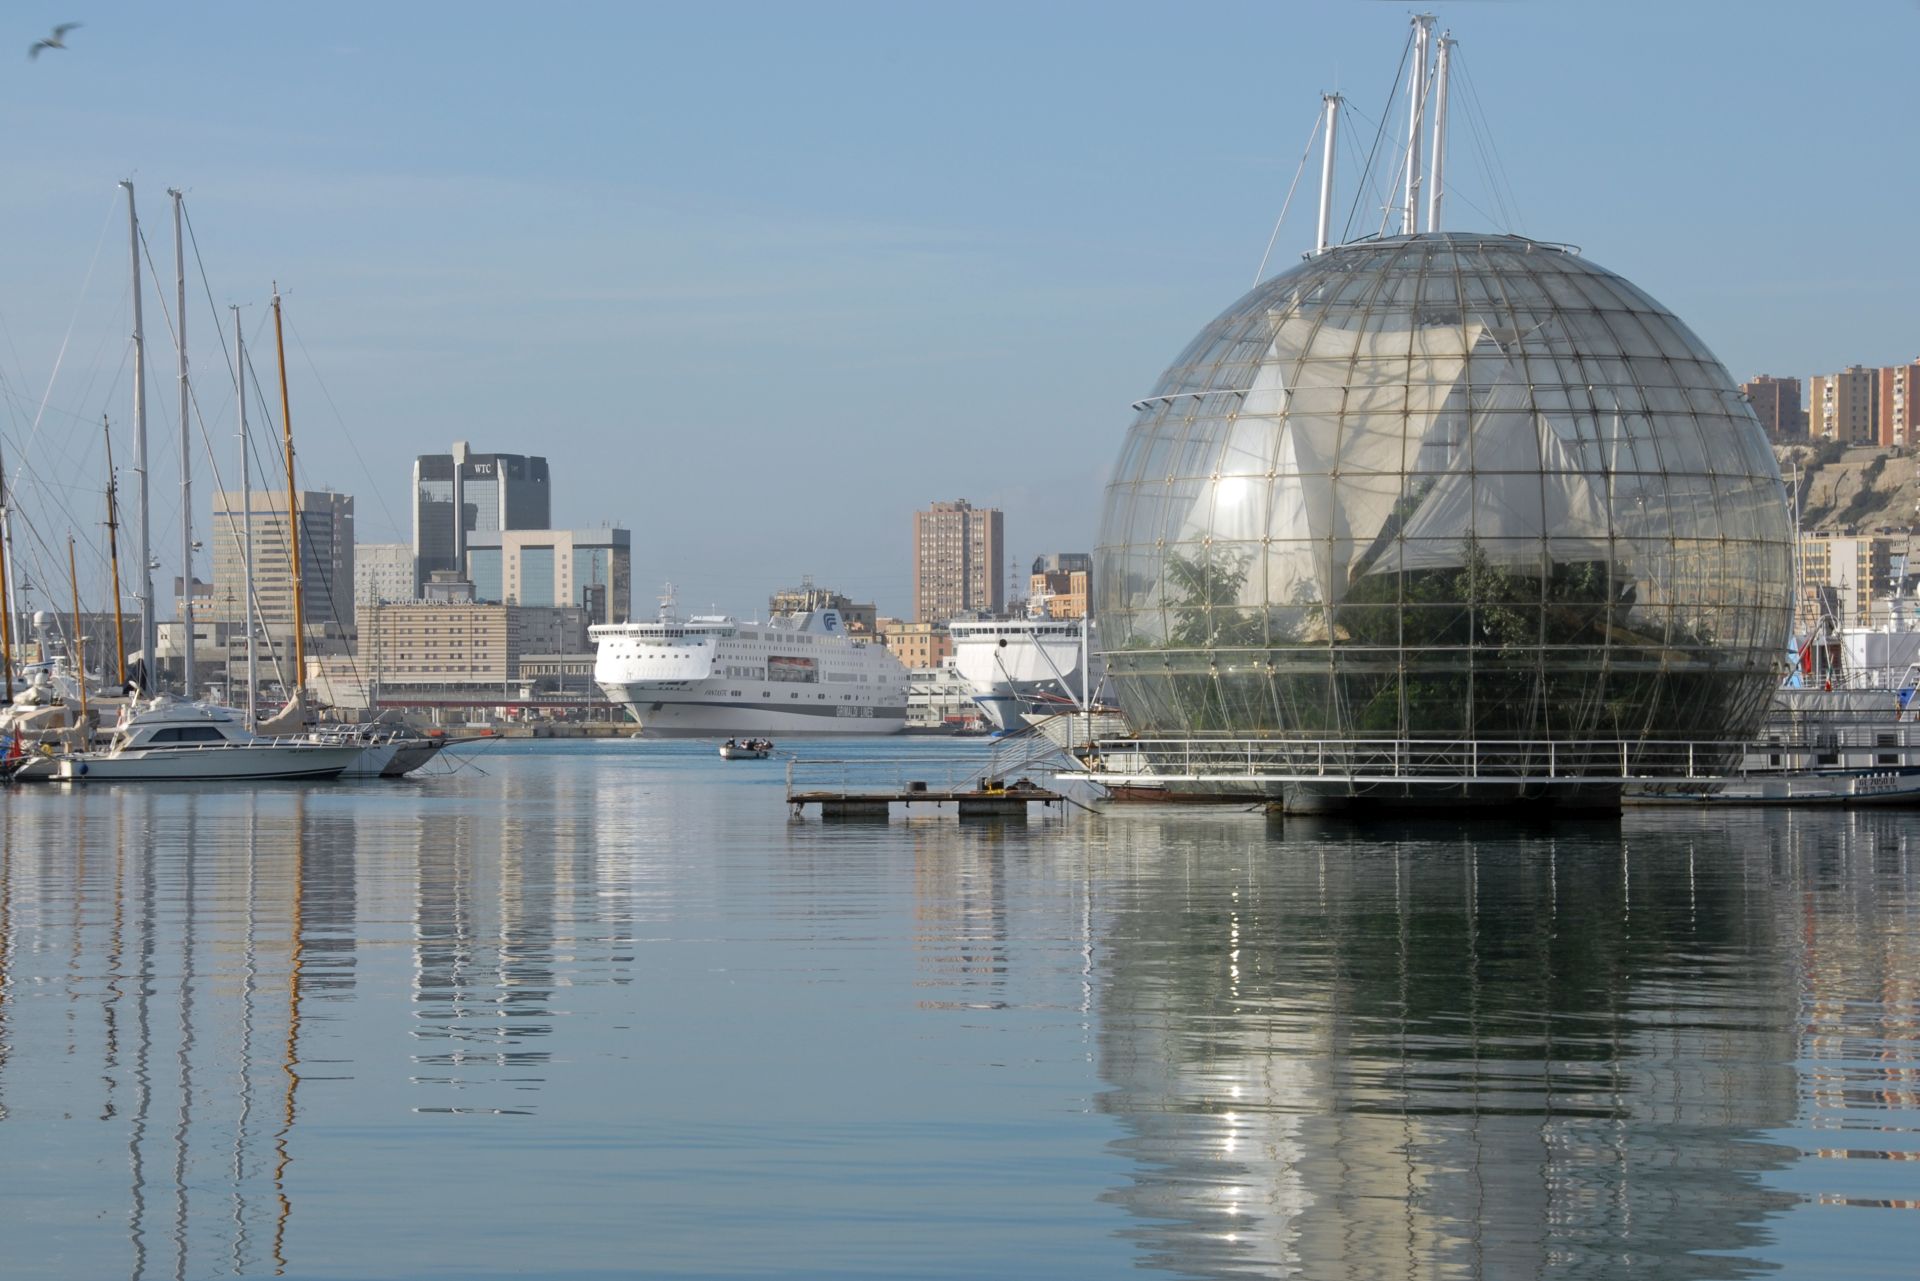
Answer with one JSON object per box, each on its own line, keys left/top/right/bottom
{"left": 719, "top": 738, "right": 773, "bottom": 760}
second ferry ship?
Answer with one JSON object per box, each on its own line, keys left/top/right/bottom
{"left": 948, "top": 612, "right": 1101, "bottom": 732}
{"left": 592, "top": 589, "right": 908, "bottom": 737}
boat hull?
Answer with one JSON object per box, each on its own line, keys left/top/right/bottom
{"left": 383, "top": 738, "right": 449, "bottom": 777}
{"left": 53, "top": 743, "right": 360, "bottom": 782}
{"left": 1628, "top": 768, "right": 1920, "bottom": 807}
{"left": 336, "top": 740, "right": 403, "bottom": 779}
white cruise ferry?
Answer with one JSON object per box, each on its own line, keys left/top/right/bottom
{"left": 948, "top": 612, "right": 1102, "bottom": 732}
{"left": 592, "top": 592, "right": 907, "bottom": 737}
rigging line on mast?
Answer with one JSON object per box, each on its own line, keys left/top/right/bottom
{"left": 0, "top": 191, "right": 118, "bottom": 435}
{"left": 219, "top": 338, "right": 295, "bottom": 698}
{"left": 1447, "top": 50, "right": 1504, "bottom": 232}
{"left": 1374, "top": 121, "right": 1413, "bottom": 240}
{"left": 1452, "top": 49, "right": 1521, "bottom": 235}
{"left": 1338, "top": 102, "right": 1390, "bottom": 243}
{"left": 1339, "top": 24, "right": 1413, "bottom": 245}
{"left": 0, "top": 193, "right": 122, "bottom": 510}
{"left": 276, "top": 315, "right": 373, "bottom": 695}
{"left": 1252, "top": 108, "right": 1325, "bottom": 286}
{"left": 281, "top": 310, "right": 405, "bottom": 542}
{"left": 178, "top": 202, "right": 241, "bottom": 396}
{"left": 1446, "top": 188, "right": 1507, "bottom": 235}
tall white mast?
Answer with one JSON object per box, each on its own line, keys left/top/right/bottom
{"left": 1314, "top": 92, "right": 1342, "bottom": 254}
{"left": 1426, "top": 32, "right": 1454, "bottom": 233}
{"left": 1402, "top": 13, "right": 1434, "bottom": 235}
{"left": 0, "top": 442, "right": 20, "bottom": 654}
{"left": 170, "top": 188, "right": 194, "bottom": 698}
{"left": 233, "top": 304, "right": 256, "bottom": 727}
{"left": 120, "top": 180, "right": 155, "bottom": 684}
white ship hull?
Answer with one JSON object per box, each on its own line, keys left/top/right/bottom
{"left": 598, "top": 688, "right": 906, "bottom": 738}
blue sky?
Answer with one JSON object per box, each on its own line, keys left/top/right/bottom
{"left": 0, "top": 1, "right": 1914, "bottom": 619}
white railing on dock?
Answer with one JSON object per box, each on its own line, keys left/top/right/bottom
{"left": 1063, "top": 736, "right": 1760, "bottom": 787}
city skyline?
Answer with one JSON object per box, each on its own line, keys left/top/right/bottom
{"left": 2, "top": 2, "right": 1919, "bottom": 623}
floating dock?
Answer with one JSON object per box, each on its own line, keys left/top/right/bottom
{"left": 787, "top": 781, "right": 1063, "bottom": 821}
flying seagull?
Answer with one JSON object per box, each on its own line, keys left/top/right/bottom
{"left": 28, "top": 22, "right": 81, "bottom": 60}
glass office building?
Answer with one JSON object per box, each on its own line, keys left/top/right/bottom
{"left": 466, "top": 528, "right": 631, "bottom": 623}
{"left": 411, "top": 445, "right": 551, "bottom": 595}
{"left": 1094, "top": 233, "right": 1792, "bottom": 796}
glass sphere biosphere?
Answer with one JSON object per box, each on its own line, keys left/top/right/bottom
{"left": 1094, "top": 233, "right": 1792, "bottom": 785}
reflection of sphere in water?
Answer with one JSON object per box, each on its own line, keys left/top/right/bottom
{"left": 1094, "top": 232, "right": 1791, "bottom": 790}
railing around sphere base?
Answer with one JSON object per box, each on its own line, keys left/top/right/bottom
{"left": 1064, "top": 736, "right": 1751, "bottom": 789}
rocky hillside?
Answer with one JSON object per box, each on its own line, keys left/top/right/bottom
{"left": 1772, "top": 443, "right": 1920, "bottom": 534}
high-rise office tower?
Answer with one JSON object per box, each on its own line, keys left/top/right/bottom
{"left": 411, "top": 442, "right": 550, "bottom": 594}
{"left": 210, "top": 488, "right": 355, "bottom": 634}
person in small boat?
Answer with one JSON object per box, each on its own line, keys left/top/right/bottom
{"left": 723, "top": 738, "right": 736, "bottom": 749}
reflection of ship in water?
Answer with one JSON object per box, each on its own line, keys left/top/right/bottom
{"left": 1089, "top": 815, "right": 1819, "bottom": 1278}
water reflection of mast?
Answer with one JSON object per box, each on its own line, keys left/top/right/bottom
{"left": 68, "top": 789, "right": 89, "bottom": 1070}
{"left": 272, "top": 791, "right": 307, "bottom": 1272}
{"left": 0, "top": 791, "right": 12, "bottom": 1126}
{"left": 130, "top": 791, "right": 156, "bottom": 1280}
{"left": 105, "top": 799, "right": 126, "bottom": 1124}
{"left": 172, "top": 794, "right": 201, "bottom": 1278}
{"left": 230, "top": 794, "right": 259, "bottom": 1273}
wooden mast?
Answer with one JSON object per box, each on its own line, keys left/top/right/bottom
{"left": 103, "top": 417, "right": 128, "bottom": 689}
{"left": 271, "top": 288, "right": 304, "bottom": 699}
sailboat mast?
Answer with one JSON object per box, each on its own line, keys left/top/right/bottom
{"left": 0, "top": 485, "right": 12, "bottom": 701}
{"left": 271, "top": 288, "right": 305, "bottom": 691}
{"left": 104, "top": 417, "right": 127, "bottom": 688}
{"left": 120, "top": 180, "right": 155, "bottom": 687}
{"left": 233, "top": 306, "right": 256, "bottom": 727}
{"left": 170, "top": 190, "right": 194, "bottom": 699}
{"left": 0, "top": 443, "right": 20, "bottom": 655}
{"left": 67, "top": 535, "right": 87, "bottom": 724}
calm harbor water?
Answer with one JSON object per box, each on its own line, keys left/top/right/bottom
{"left": 0, "top": 739, "right": 1915, "bottom": 1279}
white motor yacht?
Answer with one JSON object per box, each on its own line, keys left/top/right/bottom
{"left": 26, "top": 696, "right": 361, "bottom": 783}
